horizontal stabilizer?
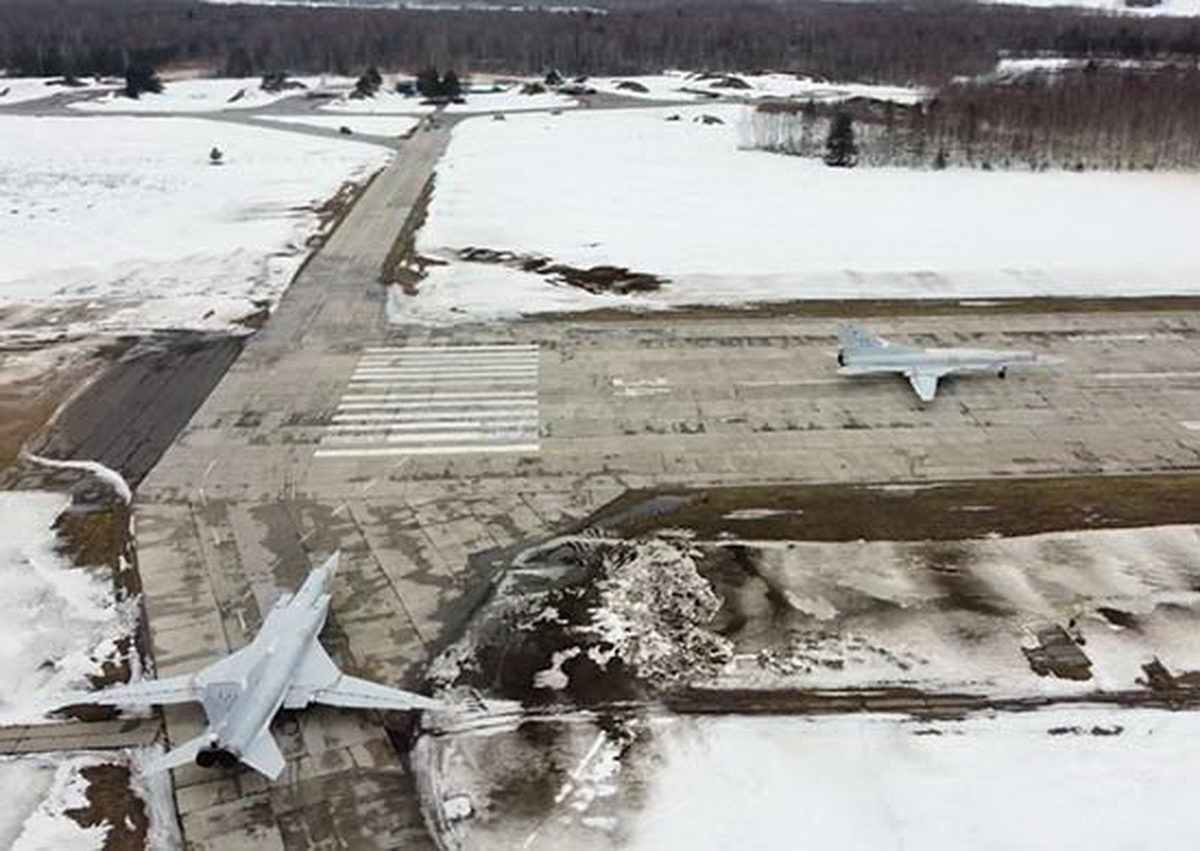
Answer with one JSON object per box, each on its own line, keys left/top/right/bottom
{"left": 144, "top": 734, "right": 210, "bottom": 775}
{"left": 310, "top": 675, "right": 444, "bottom": 712}
{"left": 242, "top": 730, "right": 287, "bottom": 780}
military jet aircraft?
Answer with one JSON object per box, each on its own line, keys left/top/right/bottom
{"left": 835, "top": 323, "right": 1044, "bottom": 402}
{"left": 61, "top": 553, "right": 442, "bottom": 780}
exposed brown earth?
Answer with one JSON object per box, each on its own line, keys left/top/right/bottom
{"left": 65, "top": 763, "right": 150, "bottom": 851}
{"left": 582, "top": 474, "right": 1200, "bottom": 542}
{"left": 535, "top": 294, "right": 1200, "bottom": 323}
{"left": 457, "top": 246, "right": 668, "bottom": 295}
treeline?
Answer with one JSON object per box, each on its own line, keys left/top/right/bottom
{"left": 5, "top": 0, "right": 1200, "bottom": 85}
{"left": 742, "top": 66, "right": 1200, "bottom": 170}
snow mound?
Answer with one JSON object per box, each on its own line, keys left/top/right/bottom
{"left": 591, "top": 537, "right": 733, "bottom": 689}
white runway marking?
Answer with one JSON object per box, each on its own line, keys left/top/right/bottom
{"left": 1095, "top": 372, "right": 1200, "bottom": 380}
{"left": 316, "top": 344, "right": 541, "bottom": 459}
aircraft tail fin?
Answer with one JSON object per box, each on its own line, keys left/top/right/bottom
{"left": 837, "top": 323, "right": 892, "bottom": 352}
{"left": 242, "top": 730, "right": 287, "bottom": 779}
{"left": 143, "top": 733, "right": 211, "bottom": 775}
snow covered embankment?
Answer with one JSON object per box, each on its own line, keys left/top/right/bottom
{"left": 0, "top": 492, "right": 138, "bottom": 725}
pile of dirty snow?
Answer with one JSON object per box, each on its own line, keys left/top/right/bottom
{"left": 590, "top": 536, "right": 733, "bottom": 689}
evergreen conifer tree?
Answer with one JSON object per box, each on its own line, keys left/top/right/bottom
{"left": 823, "top": 112, "right": 857, "bottom": 167}
{"left": 123, "top": 62, "right": 163, "bottom": 99}
{"left": 416, "top": 66, "right": 441, "bottom": 98}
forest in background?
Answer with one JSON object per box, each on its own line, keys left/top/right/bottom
{"left": 3, "top": 0, "right": 1200, "bottom": 84}
{"left": 743, "top": 64, "right": 1200, "bottom": 170}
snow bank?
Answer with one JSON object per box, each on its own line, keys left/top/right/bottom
{"left": 987, "top": 0, "right": 1200, "bottom": 15}
{"left": 320, "top": 90, "right": 435, "bottom": 115}
{"left": 0, "top": 77, "right": 116, "bottom": 107}
{"left": 24, "top": 454, "right": 132, "bottom": 505}
{"left": 398, "top": 104, "right": 1200, "bottom": 323}
{"left": 442, "top": 89, "right": 578, "bottom": 113}
{"left": 0, "top": 749, "right": 179, "bottom": 851}
{"left": 591, "top": 70, "right": 924, "bottom": 104}
{"left": 0, "top": 115, "right": 390, "bottom": 336}
{"left": 715, "top": 523, "right": 1200, "bottom": 698}
{"left": 70, "top": 76, "right": 341, "bottom": 113}
{"left": 0, "top": 492, "right": 137, "bottom": 724}
{"left": 630, "top": 709, "right": 1200, "bottom": 850}
{"left": 0, "top": 754, "right": 111, "bottom": 851}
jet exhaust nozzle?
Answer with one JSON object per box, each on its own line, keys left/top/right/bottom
{"left": 196, "top": 746, "right": 241, "bottom": 769}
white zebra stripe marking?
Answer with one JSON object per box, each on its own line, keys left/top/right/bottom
{"left": 318, "top": 344, "right": 541, "bottom": 459}
{"left": 315, "top": 443, "right": 540, "bottom": 458}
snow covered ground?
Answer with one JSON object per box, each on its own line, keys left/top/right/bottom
{"left": 0, "top": 750, "right": 178, "bottom": 851}
{"left": 711, "top": 523, "right": 1200, "bottom": 697}
{"left": 0, "top": 115, "right": 390, "bottom": 336}
{"left": 70, "top": 76, "right": 344, "bottom": 113}
{"left": 0, "top": 492, "right": 136, "bottom": 725}
{"left": 266, "top": 113, "right": 420, "bottom": 136}
{"left": 319, "top": 86, "right": 576, "bottom": 115}
{"left": 629, "top": 709, "right": 1200, "bottom": 850}
{"left": 988, "top": 0, "right": 1200, "bottom": 15}
{"left": 399, "top": 104, "right": 1200, "bottom": 323}
{"left": 444, "top": 89, "right": 578, "bottom": 113}
{"left": 589, "top": 71, "right": 925, "bottom": 105}
{"left": 319, "top": 90, "right": 434, "bottom": 115}
{"left": 0, "top": 77, "right": 116, "bottom": 107}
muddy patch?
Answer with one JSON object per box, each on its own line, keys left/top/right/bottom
{"left": 581, "top": 476, "right": 1200, "bottom": 542}
{"left": 457, "top": 247, "right": 667, "bottom": 296}
{"left": 65, "top": 763, "right": 149, "bottom": 851}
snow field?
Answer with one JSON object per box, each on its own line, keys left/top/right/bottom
{"left": 69, "top": 75, "right": 347, "bottom": 113}
{"left": 0, "top": 492, "right": 137, "bottom": 725}
{"left": 0, "top": 115, "right": 391, "bottom": 335}
{"left": 590, "top": 70, "right": 926, "bottom": 104}
{"left": 630, "top": 709, "right": 1200, "bottom": 850}
{"left": 715, "top": 524, "right": 1200, "bottom": 698}
{"left": 401, "top": 104, "right": 1200, "bottom": 323}
{"left": 0, "top": 77, "right": 116, "bottom": 107}
{"left": 0, "top": 750, "right": 179, "bottom": 851}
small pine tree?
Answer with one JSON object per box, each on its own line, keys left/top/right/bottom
{"left": 416, "top": 66, "right": 441, "bottom": 98}
{"left": 933, "top": 147, "right": 948, "bottom": 170}
{"left": 353, "top": 66, "right": 382, "bottom": 99}
{"left": 123, "top": 63, "right": 163, "bottom": 99}
{"left": 441, "top": 69, "right": 462, "bottom": 99}
{"left": 823, "top": 112, "right": 857, "bottom": 168}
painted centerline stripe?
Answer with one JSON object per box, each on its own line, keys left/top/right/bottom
{"left": 323, "top": 430, "right": 536, "bottom": 445}
{"left": 342, "top": 391, "right": 536, "bottom": 401}
{"left": 353, "top": 370, "right": 538, "bottom": 380}
{"left": 333, "top": 410, "right": 537, "bottom": 423}
{"left": 329, "top": 420, "right": 537, "bottom": 432}
{"left": 339, "top": 399, "right": 538, "bottom": 410}
{"left": 316, "top": 443, "right": 540, "bottom": 458}
{"left": 364, "top": 344, "right": 538, "bottom": 353}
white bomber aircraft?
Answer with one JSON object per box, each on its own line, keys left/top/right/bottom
{"left": 63, "top": 553, "right": 441, "bottom": 780}
{"left": 835, "top": 323, "right": 1046, "bottom": 402}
